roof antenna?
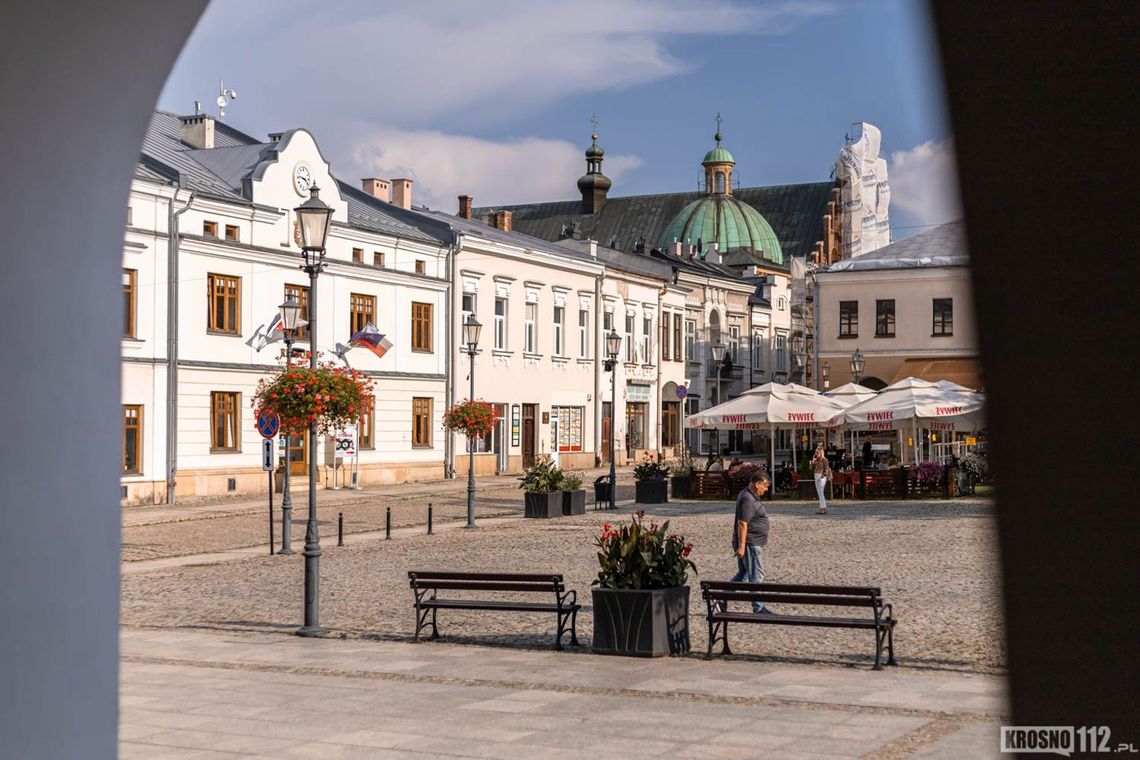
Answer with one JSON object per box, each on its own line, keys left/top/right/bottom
{"left": 216, "top": 79, "right": 238, "bottom": 120}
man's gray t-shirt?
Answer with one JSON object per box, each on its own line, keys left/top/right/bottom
{"left": 733, "top": 488, "right": 769, "bottom": 548}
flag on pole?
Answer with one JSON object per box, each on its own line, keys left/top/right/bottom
{"left": 262, "top": 313, "right": 285, "bottom": 345}
{"left": 349, "top": 322, "right": 392, "bottom": 359}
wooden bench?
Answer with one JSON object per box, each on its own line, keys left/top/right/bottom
{"left": 692, "top": 471, "right": 730, "bottom": 499}
{"left": 408, "top": 571, "right": 581, "bottom": 650}
{"left": 700, "top": 581, "right": 898, "bottom": 669}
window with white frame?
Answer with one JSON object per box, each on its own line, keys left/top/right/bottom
{"left": 642, "top": 316, "right": 652, "bottom": 363}
{"left": 553, "top": 306, "right": 564, "bottom": 356}
{"left": 753, "top": 331, "right": 765, "bottom": 371}
{"left": 729, "top": 325, "right": 740, "bottom": 362}
{"left": 494, "top": 296, "right": 507, "bottom": 350}
{"left": 579, "top": 308, "right": 589, "bottom": 357}
{"left": 775, "top": 333, "right": 788, "bottom": 373}
{"left": 685, "top": 319, "right": 696, "bottom": 360}
{"left": 461, "top": 291, "right": 475, "bottom": 325}
{"left": 524, "top": 302, "right": 537, "bottom": 353}
{"left": 603, "top": 309, "right": 613, "bottom": 332}
{"left": 624, "top": 314, "right": 634, "bottom": 362}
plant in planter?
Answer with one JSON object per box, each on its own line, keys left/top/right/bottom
{"left": 670, "top": 457, "right": 695, "bottom": 499}
{"left": 518, "top": 456, "right": 563, "bottom": 518}
{"left": 633, "top": 456, "right": 670, "bottom": 504}
{"left": 560, "top": 471, "right": 586, "bottom": 515}
{"left": 592, "top": 512, "right": 696, "bottom": 657}
{"left": 960, "top": 452, "right": 988, "bottom": 490}
{"left": 726, "top": 460, "right": 765, "bottom": 495}
{"left": 916, "top": 460, "right": 946, "bottom": 494}
{"left": 252, "top": 358, "right": 374, "bottom": 436}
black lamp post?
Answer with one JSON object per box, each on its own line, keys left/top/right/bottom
{"left": 710, "top": 341, "right": 725, "bottom": 457}
{"left": 277, "top": 293, "right": 304, "bottom": 555}
{"left": 294, "top": 185, "right": 333, "bottom": 638}
{"left": 603, "top": 329, "right": 621, "bottom": 510}
{"left": 850, "top": 347, "right": 865, "bottom": 386}
{"left": 462, "top": 314, "right": 482, "bottom": 529}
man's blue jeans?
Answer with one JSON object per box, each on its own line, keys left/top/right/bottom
{"left": 730, "top": 544, "right": 766, "bottom": 612}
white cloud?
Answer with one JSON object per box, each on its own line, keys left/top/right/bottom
{"left": 180, "top": 0, "right": 832, "bottom": 127}
{"left": 888, "top": 138, "right": 963, "bottom": 230}
{"left": 342, "top": 125, "right": 642, "bottom": 210}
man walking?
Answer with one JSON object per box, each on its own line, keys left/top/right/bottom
{"left": 729, "top": 471, "right": 775, "bottom": 614}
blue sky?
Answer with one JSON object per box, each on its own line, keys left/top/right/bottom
{"left": 161, "top": 0, "right": 960, "bottom": 238}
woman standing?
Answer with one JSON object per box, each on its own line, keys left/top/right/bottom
{"left": 811, "top": 444, "right": 832, "bottom": 514}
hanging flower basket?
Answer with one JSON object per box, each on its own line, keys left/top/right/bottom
{"left": 442, "top": 399, "right": 498, "bottom": 439}
{"left": 252, "top": 358, "right": 374, "bottom": 436}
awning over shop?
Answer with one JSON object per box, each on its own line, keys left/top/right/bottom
{"left": 889, "top": 358, "right": 983, "bottom": 390}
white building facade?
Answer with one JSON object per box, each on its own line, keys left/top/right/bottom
{"left": 121, "top": 112, "right": 451, "bottom": 504}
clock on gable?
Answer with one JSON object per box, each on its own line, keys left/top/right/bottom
{"left": 292, "top": 162, "right": 314, "bottom": 196}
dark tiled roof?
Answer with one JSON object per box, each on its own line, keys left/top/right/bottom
{"left": 336, "top": 181, "right": 451, "bottom": 245}
{"left": 418, "top": 209, "right": 599, "bottom": 264}
{"left": 474, "top": 180, "right": 834, "bottom": 268}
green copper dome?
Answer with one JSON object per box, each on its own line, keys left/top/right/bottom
{"left": 661, "top": 195, "right": 784, "bottom": 265}
{"left": 702, "top": 130, "right": 734, "bottom": 165}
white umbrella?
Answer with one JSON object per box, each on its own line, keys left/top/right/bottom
{"left": 824, "top": 383, "right": 880, "bottom": 464}
{"left": 685, "top": 383, "right": 847, "bottom": 494}
{"left": 833, "top": 377, "right": 986, "bottom": 463}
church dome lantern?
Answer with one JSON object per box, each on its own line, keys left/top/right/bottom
{"left": 660, "top": 119, "right": 783, "bottom": 265}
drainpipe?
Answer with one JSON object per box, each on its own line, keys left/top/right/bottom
{"left": 593, "top": 271, "right": 603, "bottom": 466}
{"left": 444, "top": 232, "right": 462, "bottom": 479}
{"left": 812, "top": 271, "right": 821, "bottom": 390}
{"left": 166, "top": 188, "right": 194, "bottom": 505}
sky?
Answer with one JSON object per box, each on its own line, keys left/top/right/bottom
{"left": 160, "top": 0, "right": 961, "bottom": 239}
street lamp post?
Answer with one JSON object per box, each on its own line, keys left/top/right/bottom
{"left": 294, "top": 185, "right": 333, "bottom": 638}
{"left": 277, "top": 294, "right": 304, "bottom": 555}
{"left": 790, "top": 333, "right": 805, "bottom": 386}
{"left": 462, "top": 314, "right": 482, "bottom": 529}
{"left": 710, "top": 341, "right": 725, "bottom": 458}
{"left": 850, "top": 348, "right": 865, "bottom": 386}
{"left": 603, "top": 330, "right": 621, "bottom": 510}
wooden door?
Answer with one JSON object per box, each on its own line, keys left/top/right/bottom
{"left": 522, "top": 404, "right": 537, "bottom": 468}
{"left": 601, "top": 402, "right": 612, "bottom": 464}
{"left": 287, "top": 432, "right": 307, "bottom": 475}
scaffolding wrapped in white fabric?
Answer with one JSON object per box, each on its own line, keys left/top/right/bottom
{"left": 835, "top": 122, "right": 891, "bottom": 259}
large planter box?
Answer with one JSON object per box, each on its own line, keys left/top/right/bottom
{"left": 561, "top": 489, "right": 586, "bottom": 515}
{"left": 592, "top": 586, "right": 690, "bottom": 657}
{"left": 523, "top": 491, "right": 562, "bottom": 518}
{"left": 670, "top": 475, "right": 692, "bottom": 499}
{"left": 635, "top": 480, "right": 668, "bottom": 504}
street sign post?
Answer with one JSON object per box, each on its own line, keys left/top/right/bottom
{"left": 256, "top": 409, "right": 280, "bottom": 440}
{"left": 675, "top": 385, "right": 688, "bottom": 400}
{"left": 262, "top": 438, "right": 275, "bottom": 555}
{"left": 332, "top": 425, "right": 357, "bottom": 489}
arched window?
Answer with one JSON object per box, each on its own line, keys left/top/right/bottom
{"left": 708, "top": 309, "right": 722, "bottom": 349}
{"left": 715, "top": 171, "right": 725, "bottom": 193}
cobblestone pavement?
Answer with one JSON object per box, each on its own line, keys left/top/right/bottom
{"left": 120, "top": 627, "right": 1008, "bottom": 759}
{"left": 122, "top": 468, "right": 638, "bottom": 562}
{"left": 122, "top": 497, "right": 1004, "bottom": 675}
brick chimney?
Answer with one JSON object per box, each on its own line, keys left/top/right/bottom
{"left": 488, "top": 210, "right": 513, "bottom": 233}
{"left": 458, "top": 195, "right": 473, "bottom": 219}
{"left": 390, "top": 178, "right": 413, "bottom": 210}
{"left": 179, "top": 114, "right": 215, "bottom": 149}
{"left": 362, "top": 178, "right": 390, "bottom": 202}
{"left": 670, "top": 241, "right": 683, "bottom": 258}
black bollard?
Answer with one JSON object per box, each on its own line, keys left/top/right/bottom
{"left": 337, "top": 512, "right": 344, "bottom": 546}
{"left": 427, "top": 503, "right": 433, "bottom": 535}
{"left": 385, "top": 506, "right": 391, "bottom": 540}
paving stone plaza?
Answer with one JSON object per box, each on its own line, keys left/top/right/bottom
{"left": 121, "top": 473, "right": 1008, "bottom": 758}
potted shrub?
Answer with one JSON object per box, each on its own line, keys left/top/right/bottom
{"left": 518, "top": 456, "right": 563, "bottom": 518}
{"left": 592, "top": 512, "right": 696, "bottom": 657}
{"left": 917, "top": 460, "right": 946, "bottom": 496}
{"left": 670, "top": 457, "right": 694, "bottom": 499}
{"left": 560, "top": 471, "right": 586, "bottom": 515}
{"left": 960, "top": 452, "right": 987, "bottom": 495}
{"left": 726, "top": 460, "right": 763, "bottom": 495}
{"left": 633, "top": 456, "right": 670, "bottom": 504}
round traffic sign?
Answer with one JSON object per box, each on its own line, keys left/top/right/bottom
{"left": 256, "top": 409, "right": 280, "bottom": 439}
